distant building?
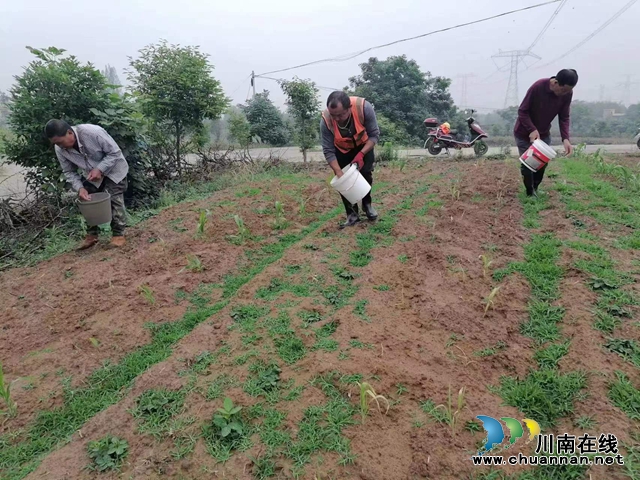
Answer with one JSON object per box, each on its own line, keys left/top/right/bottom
{"left": 603, "top": 109, "right": 626, "bottom": 119}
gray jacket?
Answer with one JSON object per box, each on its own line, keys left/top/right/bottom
{"left": 55, "top": 124, "right": 128, "bottom": 192}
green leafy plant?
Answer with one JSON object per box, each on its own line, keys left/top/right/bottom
{"left": 87, "top": 436, "right": 129, "bottom": 471}
{"left": 213, "top": 397, "right": 244, "bottom": 438}
{"left": 0, "top": 361, "right": 17, "bottom": 417}
{"left": 357, "top": 382, "right": 390, "bottom": 423}
{"left": 138, "top": 284, "right": 156, "bottom": 305}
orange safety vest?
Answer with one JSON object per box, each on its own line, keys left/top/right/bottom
{"left": 321, "top": 96, "right": 369, "bottom": 154}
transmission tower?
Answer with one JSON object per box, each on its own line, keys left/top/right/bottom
{"left": 599, "top": 84, "right": 605, "bottom": 102}
{"left": 456, "top": 73, "right": 476, "bottom": 107}
{"left": 617, "top": 75, "right": 639, "bottom": 106}
{"left": 492, "top": 50, "right": 541, "bottom": 108}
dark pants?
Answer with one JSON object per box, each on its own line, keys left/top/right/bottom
{"left": 516, "top": 135, "right": 551, "bottom": 195}
{"left": 83, "top": 177, "right": 128, "bottom": 236}
{"left": 335, "top": 146, "right": 374, "bottom": 216}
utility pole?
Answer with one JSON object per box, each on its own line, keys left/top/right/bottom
{"left": 456, "top": 73, "right": 476, "bottom": 108}
{"left": 492, "top": 50, "right": 541, "bottom": 108}
{"left": 251, "top": 71, "right": 256, "bottom": 99}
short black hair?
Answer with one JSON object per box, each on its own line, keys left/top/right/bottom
{"left": 327, "top": 91, "right": 350, "bottom": 110}
{"left": 555, "top": 69, "right": 578, "bottom": 87}
{"left": 44, "top": 119, "right": 72, "bottom": 138}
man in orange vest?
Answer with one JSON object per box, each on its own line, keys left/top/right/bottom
{"left": 321, "top": 91, "right": 380, "bottom": 228}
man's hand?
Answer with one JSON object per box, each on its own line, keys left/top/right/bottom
{"left": 78, "top": 188, "right": 91, "bottom": 201}
{"left": 351, "top": 152, "right": 365, "bottom": 170}
{"left": 563, "top": 139, "right": 574, "bottom": 156}
{"left": 529, "top": 130, "right": 540, "bottom": 142}
{"left": 86, "top": 168, "right": 102, "bottom": 182}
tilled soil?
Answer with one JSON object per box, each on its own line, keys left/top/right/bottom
{"left": 1, "top": 158, "right": 638, "bottom": 480}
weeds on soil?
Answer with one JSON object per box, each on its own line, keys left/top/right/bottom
{"left": 184, "top": 254, "right": 204, "bottom": 272}
{"left": 0, "top": 362, "right": 17, "bottom": 418}
{"left": 138, "top": 284, "right": 156, "bottom": 305}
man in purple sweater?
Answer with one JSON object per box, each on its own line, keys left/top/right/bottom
{"left": 514, "top": 69, "right": 578, "bottom": 196}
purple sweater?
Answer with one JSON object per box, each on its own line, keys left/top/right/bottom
{"left": 514, "top": 78, "right": 572, "bottom": 141}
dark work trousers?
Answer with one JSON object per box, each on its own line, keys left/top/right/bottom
{"left": 516, "top": 135, "right": 551, "bottom": 195}
{"left": 82, "top": 177, "right": 128, "bottom": 236}
{"left": 335, "top": 146, "right": 375, "bottom": 216}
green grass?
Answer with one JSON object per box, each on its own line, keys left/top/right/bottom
{"left": 520, "top": 301, "right": 565, "bottom": 345}
{"left": 498, "top": 369, "right": 587, "bottom": 428}
{"left": 131, "top": 388, "right": 186, "bottom": 437}
{"left": 608, "top": 371, "right": 640, "bottom": 421}
{"left": 206, "top": 374, "right": 240, "bottom": 400}
{"left": 474, "top": 341, "right": 507, "bottom": 358}
{"left": 533, "top": 340, "right": 571, "bottom": 370}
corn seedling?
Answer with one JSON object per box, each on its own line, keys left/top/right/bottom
{"left": 185, "top": 254, "right": 204, "bottom": 273}
{"left": 138, "top": 284, "right": 156, "bottom": 305}
{"left": 0, "top": 362, "right": 17, "bottom": 418}
{"left": 196, "top": 210, "right": 211, "bottom": 236}
{"left": 479, "top": 255, "right": 493, "bottom": 279}
{"left": 232, "top": 215, "right": 251, "bottom": 243}
{"left": 450, "top": 184, "right": 461, "bottom": 200}
{"left": 273, "top": 201, "right": 286, "bottom": 230}
{"left": 435, "top": 385, "right": 466, "bottom": 435}
{"left": 483, "top": 286, "right": 501, "bottom": 317}
{"left": 356, "top": 382, "right": 390, "bottom": 422}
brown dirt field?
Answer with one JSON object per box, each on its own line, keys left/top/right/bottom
{"left": 0, "top": 173, "right": 336, "bottom": 432}
{"left": 1, "top": 158, "right": 638, "bottom": 480}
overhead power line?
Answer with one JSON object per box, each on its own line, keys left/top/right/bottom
{"left": 527, "top": 0, "right": 569, "bottom": 51}
{"left": 537, "top": 0, "right": 638, "bottom": 68}
{"left": 257, "top": 0, "right": 561, "bottom": 77}
{"left": 255, "top": 75, "right": 339, "bottom": 92}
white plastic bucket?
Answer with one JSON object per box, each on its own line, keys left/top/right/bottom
{"left": 519, "top": 139, "right": 557, "bottom": 172}
{"left": 77, "top": 192, "right": 112, "bottom": 226}
{"left": 330, "top": 164, "right": 371, "bottom": 204}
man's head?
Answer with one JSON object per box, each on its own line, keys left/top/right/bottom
{"left": 550, "top": 69, "right": 578, "bottom": 96}
{"left": 45, "top": 119, "right": 75, "bottom": 148}
{"left": 327, "top": 91, "right": 351, "bottom": 123}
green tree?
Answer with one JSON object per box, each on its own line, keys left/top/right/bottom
{"left": 228, "top": 109, "right": 252, "bottom": 149}
{"left": 496, "top": 106, "right": 518, "bottom": 126}
{"left": 128, "top": 40, "right": 228, "bottom": 173}
{"left": 376, "top": 113, "right": 410, "bottom": 145}
{"left": 280, "top": 78, "right": 320, "bottom": 163}
{"left": 348, "top": 55, "right": 454, "bottom": 141}
{"left": 244, "top": 90, "right": 289, "bottom": 146}
{"left": 4, "top": 47, "right": 111, "bottom": 196}
{"left": 101, "top": 64, "right": 123, "bottom": 96}
{"left": 0, "top": 91, "right": 9, "bottom": 129}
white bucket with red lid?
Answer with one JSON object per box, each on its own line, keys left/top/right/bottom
{"left": 519, "top": 139, "right": 557, "bottom": 172}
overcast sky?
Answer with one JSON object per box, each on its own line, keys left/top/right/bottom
{"left": 1, "top": 0, "right": 638, "bottom": 112}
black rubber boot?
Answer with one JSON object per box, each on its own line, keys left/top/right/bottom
{"left": 340, "top": 204, "right": 360, "bottom": 228}
{"left": 363, "top": 202, "right": 378, "bottom": 220}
